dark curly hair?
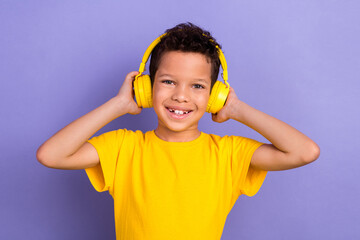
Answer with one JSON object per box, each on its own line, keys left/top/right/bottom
{"left": 149, "top": 22, "right": 222, "bottom": 90}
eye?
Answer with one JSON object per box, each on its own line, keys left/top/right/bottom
{"left": 193, "top": 84, "right": 205, "bottom": 89}
{"left": 162, "top": 80, "right": 174, "bottom": 85}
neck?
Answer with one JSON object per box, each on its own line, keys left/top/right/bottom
{"left": 154, "top": 127, "right": 201, "bottom": 142}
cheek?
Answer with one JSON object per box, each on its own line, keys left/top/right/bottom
{"left": 152, "top": 88, "right": 167, "bottom": 108}
{"left": 196, "top": 93, "right": 210, "bottom": 109}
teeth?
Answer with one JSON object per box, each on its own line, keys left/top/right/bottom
{"left": 168, "top": 108, "right": 189, "bottom": 114}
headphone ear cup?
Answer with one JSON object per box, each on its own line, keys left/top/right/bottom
{"left": 141, "top": 75, "right": 153, "bottom": 108}
{"left": 134, "top": 75, "right": 142, "bottom": 107}
{"left": 134, "top": 74, "right": 152, "bottom": 108}
{"left": 207, "top": 81, "right": 230, "bottom": 114}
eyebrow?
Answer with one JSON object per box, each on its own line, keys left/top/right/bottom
{"left": 158, "top": 74, "right": 210, "bottom": 84}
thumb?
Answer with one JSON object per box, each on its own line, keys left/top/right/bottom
{"left": 211, "top": 113, "right": 218, "bottom": 122}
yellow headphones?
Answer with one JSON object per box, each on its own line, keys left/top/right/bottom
{"left": 134, "top": 33, "right": 230, "bottom": 114}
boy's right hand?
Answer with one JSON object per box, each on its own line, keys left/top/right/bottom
{"left": 114, "top": 71, "right": 143, "bottom": 115}
{"left": 37, "top": 71, "right": 143, "bottom": 170}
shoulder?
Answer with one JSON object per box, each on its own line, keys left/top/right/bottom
{"left": 122, "top": 129, "right": 147, "bottom": 143}
{"left": 202, "top": 132, "right": 232, "bottom": 148}
{"left": 204, "top": 133, "right": 262, "bottom": 150}
{"left": 204, "top": 133, "right": 250, "bottom": 143}
{"left": 90, "top": 128, "right": 146, "bottom": 143}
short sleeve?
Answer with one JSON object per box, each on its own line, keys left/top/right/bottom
{"left": 229, "top": 136, "right": 267, "bottom": 197}
{"left": 84, "top": 129, "right": 126, "bottom": 195}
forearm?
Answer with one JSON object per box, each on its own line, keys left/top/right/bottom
{"left": 230, "top": 99, "right": 319, "bottom": 160}
{"left": 37, "top": 96, "right": 126, "bottom": 162}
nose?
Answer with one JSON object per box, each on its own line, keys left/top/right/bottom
{"left": 171, "top": 84, "right": 190, "bottom": 103}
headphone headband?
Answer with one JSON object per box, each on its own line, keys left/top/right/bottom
{"left": 137, "top": 33, "right": 229, "bottom": 87}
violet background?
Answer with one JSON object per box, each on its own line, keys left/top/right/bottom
{"left": 1, "top": 0, "right": 359, "bottom": 239}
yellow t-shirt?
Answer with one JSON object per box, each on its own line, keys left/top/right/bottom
{"left": 85, "top": 129, "right": 267, "bottom": 240}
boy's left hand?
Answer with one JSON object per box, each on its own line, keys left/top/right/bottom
{"left": 211, "top": 86, "right": 240, "bottom": 123}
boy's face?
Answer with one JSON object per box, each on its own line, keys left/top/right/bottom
{"left": 152, "top": 51, "right": 212, "bottom": 135}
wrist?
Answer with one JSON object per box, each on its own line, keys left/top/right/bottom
{"left": 107, "top": 96, "right": 128, "bottom": 117}
{"left": 229, "top": 99, "right": 249, "bottom": 123}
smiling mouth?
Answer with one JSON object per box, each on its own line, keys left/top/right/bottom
{"left": 165, "top": 107, "right": 193, "bottom": 118}
{"left": 166, "top": 107, "right": 193, "bottom": 115}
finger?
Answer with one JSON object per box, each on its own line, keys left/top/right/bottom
{"left": 119, "top": 72, "right": 139, "bottom": 96}
{"left": 211, "top": 113, "right": 217, "bottom": 122}
{"left": 228, "top": 87, "right": 234, "bottom": 94}
{"left": 127, "top": 71, "right": 139, "bottom": 76}
{"left": 125, "top": 71, "right": 140, "bottom": 82}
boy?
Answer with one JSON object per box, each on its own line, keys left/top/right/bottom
{"left": 37, "top": 22, "right": 320, "bottom": 239}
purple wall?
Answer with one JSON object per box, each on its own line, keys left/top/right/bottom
{"left": 1, "top": 1, "right": 359, "bottom": 239}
